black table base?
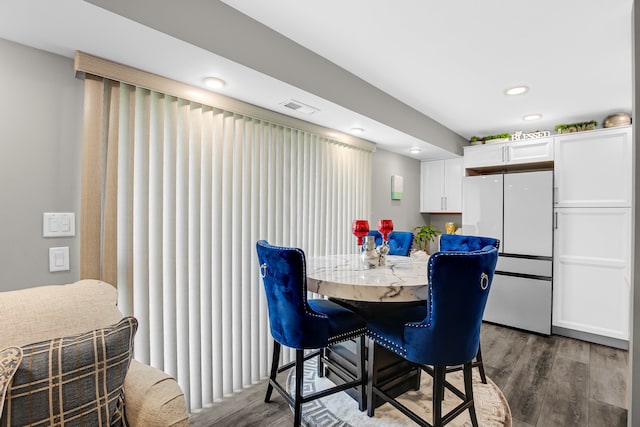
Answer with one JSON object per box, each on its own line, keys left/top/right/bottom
{"left": 323, "top": 339, "right": 421, "bottom": 408}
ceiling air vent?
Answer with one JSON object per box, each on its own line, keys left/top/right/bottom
{"left": 279, "top": 99, "right": 319, "bottom": 115}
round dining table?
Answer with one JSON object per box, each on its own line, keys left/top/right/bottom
{"left": 306, "top": 253, "right": 430, "bottom": 409}
{"left": 306, "top": 254, "right": 429, "bottom": 302}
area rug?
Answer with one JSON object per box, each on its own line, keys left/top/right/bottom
{"left": 286, "top": 358, "right": 511, "bottom": 427}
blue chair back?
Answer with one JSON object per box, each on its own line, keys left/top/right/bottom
{"left": 367, "top": 230, "right": 414, "bottom": 256}
{"left": 256, "top": 240, "right": 330, "bottom": 349}
{"left": 439, "top": 234, "right": 500, "bottom": 252}
{"left": 403, "top": 245, "right": 498, "bottom": 366}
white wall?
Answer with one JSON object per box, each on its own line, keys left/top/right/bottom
{"left": 370, "top": 148, "right": 428, "bottom": 232}
{"left": 630, "top": 2, "right": 639, "bottom": 425}
{"left": 0, "top": 38, "right": 83, "bottom": 290}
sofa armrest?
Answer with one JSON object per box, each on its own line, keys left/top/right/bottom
{"left": 123, "top": 360, "right": 189, "bottom": 427}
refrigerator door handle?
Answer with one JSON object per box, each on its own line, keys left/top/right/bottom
{"left": 554, "top": 212, "right": 558, "bottom": 229}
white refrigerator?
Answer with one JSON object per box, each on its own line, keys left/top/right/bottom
{"left": 462, "top": 170, "right": 553, "bottom": 334}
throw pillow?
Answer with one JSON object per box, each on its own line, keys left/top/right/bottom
{"left": 0, "top": 347, "right": 22, "bottom": 419}
{"left": 0, "top": 316, "right": 137, "bottom": 427}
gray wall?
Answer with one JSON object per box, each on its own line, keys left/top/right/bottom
{"left": 370, "top": 148, "right": 428, "bottom": 232}
{"left": 0, "top": 39, "right": 83, "bottom": 291}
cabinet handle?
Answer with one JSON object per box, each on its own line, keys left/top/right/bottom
{"left": 444, "top": 196, "right": 447, "bottom": 211}
{"left": 554, "top": 212, "right": 558, "bottom": 230}
{"left": 441, "top": 196, "right": 444, "bottom": 210}
{"left": 553, "top": 187, "right": 558, "bottom": 204}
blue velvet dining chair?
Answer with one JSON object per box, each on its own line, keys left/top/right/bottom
{"left": 256, "top": 240, "right": 367, "bottom": 426}
{"left": 367, "top": 230, "right": 414, "bottom": 256}
{"left": 365, "top": 243, "right": 499, "bottom": 427}
{"left": 439, "top": 234, "right": 500, "bottom": 384}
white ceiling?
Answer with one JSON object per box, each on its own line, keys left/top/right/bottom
{"left": 0, "top": 0, "right": 633, "bottom": 161}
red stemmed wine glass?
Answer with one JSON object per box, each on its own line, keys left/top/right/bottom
{"left": 352, "top": 220, "right": 370, "bottom": 248}
{"left": 378, "top": 219, "right": 394, "bottom": 242}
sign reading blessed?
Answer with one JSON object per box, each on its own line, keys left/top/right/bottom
{"left": 511, "top": 130, "right": 551, "bottom": 141}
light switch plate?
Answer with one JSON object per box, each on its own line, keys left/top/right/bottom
{"left": 49, "top": 247, "right": 70, "bottom": 272}
{"left": 43, "top": 213, "right": 75, "bottom": 237}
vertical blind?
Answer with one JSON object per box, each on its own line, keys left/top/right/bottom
{"left": 80, "top": 76, "right": 373, "bottom": 410}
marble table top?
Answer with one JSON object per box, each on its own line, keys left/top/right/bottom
{"left": 306, "top": 254, "right": 429, "bottom": 302}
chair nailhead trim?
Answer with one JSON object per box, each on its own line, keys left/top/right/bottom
{"left": 366, "top": 330, "right": 407, "bottom": 357}
{"left": 328, "top": 327, "right": 367, "bottom": 345}
{"left": 262, "top": 242, "right": 366, "bottom": 347}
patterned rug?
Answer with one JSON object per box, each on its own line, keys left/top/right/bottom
{"left": 286, "top": 358, "right": 511, "bottom": 427}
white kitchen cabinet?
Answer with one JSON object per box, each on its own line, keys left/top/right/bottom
{"left": 420, "top": 158, "right": 462, "bottom": 213}
{"left": 464, "top": 137, "right": 553, "bottom": 169}
{"left": 554, "top": 127, "right": 632, "bottom": 208}
{"left": 463, "top": 143, "right": 505, "bottom": 169}
{"left": 552, "top": 126, "right": 633, "bottom": 346}
{"left": 552, "top": 207, "right": 631, "bottom": 341}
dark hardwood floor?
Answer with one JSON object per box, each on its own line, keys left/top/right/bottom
{"left": 190, "top": 323, "right": 628, "bottom": 426}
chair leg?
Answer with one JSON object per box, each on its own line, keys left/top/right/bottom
{"left": 294, "top": 350, "right": 304, "bottom": 427}
{"left": 366, "top": 340, "right": 377, "bottom": 417}
{"left": 357, "top": 335, "right": 367, "bottom": 411}
{"left": 265, "top": 341, "right": 281, "bottom": 403}
{"left": 464, "top": 363, "right": 479, "bottom": 427}
{"left": 317, "top": 348, "right": 325, "bottom": 378}
{"left": 475, "top": 344, "right": 487, "bottom": 384}
{"left": 433, "top": 366, "right": 446, "bottom": 427}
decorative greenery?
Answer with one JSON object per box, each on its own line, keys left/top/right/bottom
{"left": 469, "top": 133, "right": 511, "bottom": 143}
{"left": 413, "top": 225, "right": 441, "bottom": 252}
{"left": 484, "top": 133, "right": 512, "bottom": 141}
{"left": 554, "top": 120, "right": 597, "bottom": 133}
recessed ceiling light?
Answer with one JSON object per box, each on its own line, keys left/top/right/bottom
{"left": 408, "top": 148, "right": 422, "bottom": 154}
{"left": 203, "top": 77, "right": 226, "bottom": 89}
{"left": 505, "top": 86, "right": 529, "bottom": 96}
{"left": 350, "top": 128, "right": 364, "bottom": 135}
{"left": 523, "top": 114, "right": 542, "bottom": 121}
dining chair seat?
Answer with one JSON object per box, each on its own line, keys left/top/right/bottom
{"left": 256, "top": 240, "right": 367, "bottom": 427}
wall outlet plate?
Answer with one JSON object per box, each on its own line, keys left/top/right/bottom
{"left": 49, "top": 246, "right": 70, "bottom": 272}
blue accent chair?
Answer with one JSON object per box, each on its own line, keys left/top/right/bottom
{"left": 440, "top": 234, "right": 500, "bottom": 253}
{"left": 256, "top": 240, "right": 367, "bottom": 426}
{"left": 365, "top": 243, "right": 499, "bottom": 426}
{"left": 439, "top": 234, "right": 500, "bottom": 384}
{"left": 367, "top": 230, "right": 414, "bottom": 256}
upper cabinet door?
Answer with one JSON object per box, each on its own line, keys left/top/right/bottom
{"left": 464, "top": 143, "right": 505, "bottom": 169}
{"left": 506, "top": 138, "right": 554, "bottom": 165}
{"left": 554, "top": 127, "right": 632, "bottom": 208}
{"left": 443, "top": 158, "right": 463, "bottom": 212}
{"left": 420, "top": 160, "right": 445, "bottom": 212}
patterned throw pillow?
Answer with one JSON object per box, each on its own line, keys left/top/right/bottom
{"left": 0, "top": 317, "right": 137, "bottom": 427}
{"left": 0, "top": 347, "right": 22, "bottom": 419}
